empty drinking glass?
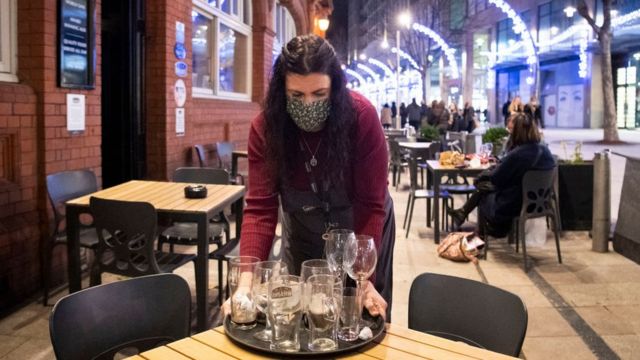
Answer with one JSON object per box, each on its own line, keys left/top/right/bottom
{"left": 268, "top": 274, "right": 303, "bottom": 352}
{"left": 306, "top": 274, "right": 339, "bottom": 351}
{"left": 252, "top": 261, "right": 288, "bottom": 341}
{"left": 322, "top": 229, "right": 355, "bottom": 285}
{"left": 228, "top": 256, "right": 260, "bottom": 330}
{"left": 344, "top": 235, "right": 377, "bottom": 327}
{"left": 338, "top": 287, "right": 360, "bottom": 341}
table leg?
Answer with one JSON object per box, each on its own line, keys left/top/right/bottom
{"left": 433, "top": 172, "right": 441, "bottom": 244}
{"left": 66, "top": 206, "right": 82, "bottom": 293}
{"left": 195, "top": 214, "right": 210, "bottom": 332}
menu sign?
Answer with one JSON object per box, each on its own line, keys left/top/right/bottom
{"left": 58, "top": 0, "right": 95, "bottom": 89}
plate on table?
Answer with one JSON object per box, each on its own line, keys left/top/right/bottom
{"left": 223, "top": 314, "right": 385, "bottom": 358}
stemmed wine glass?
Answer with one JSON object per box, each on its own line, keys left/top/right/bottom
{"left": 343, "top": 235, "right": 377, "bottom": 326}
{"left": 322, "top": 229, "right": 355, "bottom": 286}
{"left": 252, "top": 261, "right": 288, "bottom": 341}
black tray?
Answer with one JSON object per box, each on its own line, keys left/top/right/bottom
{"left": 223, "top": 315, "right": 385, "bottom": 358}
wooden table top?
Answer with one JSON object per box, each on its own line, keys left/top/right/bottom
{"left": 66, "top": 180, "right": 245, "bottom": 214}
{"left": 232, "top": 150, "right": 248, "bottom": 157}
{"left": 126, "top": 324, "right": 516, "bottom": 360}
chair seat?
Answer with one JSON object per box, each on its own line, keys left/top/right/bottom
{"left": 155, "top": 251, "right": 197, "bottom": 273}
{"left": 414, "top": 189, "right": 451, "bottom": 199}
{"left": 159, "top": 222, "right": 224, "bottom": 245}
{"left": 440, "top": 184, "right": 476, "bottom": 194}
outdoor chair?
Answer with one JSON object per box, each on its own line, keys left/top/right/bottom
{"left": 158, "top": 167, "right": 230, "bottom": 252}
{"left": 49, "top": 273, "right": 190, "bottom": 360}
{"left": 43, "top": 169, "right": 100, "bottom": 306}
{"left": 387, "top": 137, "right": 409, "bottom": 188}
{"left": 403, "top": 147, "right": 452, "bottom": 238}
{"left": 89, "top": 197, "right": 196, "bottom": 284}
{"left": 216, "top": 141, "right": 244, "bottom": 185}
{"left": 193, "top": 143, "right": 218, "bottom": 168}
{"left": 480, "top": 168, "right": 562, "bottom": 271}
{"left": 409, "top": 273, "right": 528, "bottom": 357}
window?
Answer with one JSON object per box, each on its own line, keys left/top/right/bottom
{"left": 192, "top": 0, "right": 252, "bottom": 100}
{"left": 272, "top": 1, "right": 296, "bottom": 63}
{"left": 496, "top": 18, "right": 515, "bottom": 52}
{"left": 0, "top": 0, "right": 17, "bottom": 82}
{"left": 450, "top": 0, "right": 466, "bottom": 30}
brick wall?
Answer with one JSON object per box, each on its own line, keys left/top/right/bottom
{"left": 0, "top": 83, "right": 39, "bottom": 310}
{"left": 0, "top": 0, "right": 103, "bottom": 312}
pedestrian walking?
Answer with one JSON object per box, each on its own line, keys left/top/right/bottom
{"left": 407, "top": 98, "right": 422, "bottom": 130}
{"left": 400, "top": 102, "right": 408, "bottom": 127}
{"left": 380, "top": 103, "right": 392, "bottom": 129}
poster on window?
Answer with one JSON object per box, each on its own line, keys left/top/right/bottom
{"left": 556, "top": 85, "right": 584, "bottom": 128}
{"left": 543, "top": 94, "right": 557, "bottom": 128}
{"left": 58, "top": 0, "right": 95, "bottom": 89}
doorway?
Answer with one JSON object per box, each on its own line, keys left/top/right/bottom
{"left": 101, "top": 0, "right": 146, "bottom": 188}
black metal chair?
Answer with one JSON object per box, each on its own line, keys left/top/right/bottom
{"left": 158, "top": 167, "right": 230, "bottom": 252}
{"left": 511, "top": 168, "right": 563, "bottom": 271}
{"left": 216, "top": 141, "right": 244, "bottom": 185}
{"left": 387, "top": 137, "right": 409, "bottom": 189}
{"left": 43, "top": 169, "right": 100, "bottom": 306}
{"left": 409, "top": 273, "right": 528, "bottom": 357}
{"left": 403, "top": 147, "right": 452, "bottom": 238}
{"left": 193, "top": 143, "right": 217, "bottom": 168}
{"left": 49, "top": 273, "right": 190, "bottom": 360}
{"left": 89, "top": 197, "right": 196, "bottom": 284}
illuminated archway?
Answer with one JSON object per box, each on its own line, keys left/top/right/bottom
{"left": 411, "top": 23, "right": 459, "bottom": 79}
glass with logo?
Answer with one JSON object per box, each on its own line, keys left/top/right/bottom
{"left": 268, "top": 274, "right": 303, "bottom": 352}
{"left": 252, "top": 260, "right": 288, "bottom": 341}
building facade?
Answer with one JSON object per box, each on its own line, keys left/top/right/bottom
{"left": 0, "top": 0, "right": 331, "bottom": 312}
{"left": 344, "top": 0, "right": 640, "bottom": 129}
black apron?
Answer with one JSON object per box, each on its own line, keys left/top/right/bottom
{"left": 279, "top": 183, "right": 396, "bottom": 321}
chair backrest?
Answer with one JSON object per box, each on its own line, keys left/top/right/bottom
{"left": 50, "top": 273, "right": 191, "bottom": 360}
{"left": 90, "top": 197, "right": 161, "bottom": 276}
{"left": 193, "top": 144, "right": 217, "bottom": 168}
{"left": 46, "top": 169, "right": 98, "bottom": 227}
{"left": 409, "top": 273, "right": 527, "bottom": 357}
{"left": 520, "top": 168, "right": 556, "bottom": 220}
{"left": 407, "top": 147, "right": 433, "bottom": 191}
{"left": 173, "top": 167, "right": 230, "bottom": 185}
{"left": 216, "top": 141, "right": 235, "bottom": 171}
{"left": 388, "top": 137, "right": 409, "bottom": 163}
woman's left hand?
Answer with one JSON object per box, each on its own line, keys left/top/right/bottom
{"left": 362, "top": 281, "right": 387, "bottom": 321}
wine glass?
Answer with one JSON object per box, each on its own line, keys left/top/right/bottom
{"left": 343, "top": 235, "right": 377, "bottom": 327}
{"left": 322, "top": 229, "right": 355, "bottom": 286}
{"left": 252, "top": 261, "right": 288, "bottom": 341}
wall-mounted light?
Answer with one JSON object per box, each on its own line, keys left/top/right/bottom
{"left": 318, "top": 17, "right": 330, "bottom": 31}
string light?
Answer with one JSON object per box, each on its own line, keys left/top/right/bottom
{"left": 356, "top": 63, "right": 381, "bottom": 82}
{"left": 578, "top": 28, "right": 589, "bottom": 78}
{"left": 368, "top": 58, "right": 395, "bottom": 78}
{"left": 345, "top": 68, "right": 367, "bottom": 89}
{"left": 612, "top": 9, "right": 640, "bottom": 28}
{"left": 411, "top": 23, "right": 460, "bottom": 79}
{"left": 391, "top": 47, "right": 421, "bottom": 71}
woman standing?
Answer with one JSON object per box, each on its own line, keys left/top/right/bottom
{"left": 380, "top": 103, "right": 392, "bottom": 129}
{"left": 235, "top": 35, "right": 395, "bottom": 320}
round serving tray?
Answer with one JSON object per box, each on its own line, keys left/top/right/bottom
{"left": 223, "top": 315, "right": 386, "bottom": 358}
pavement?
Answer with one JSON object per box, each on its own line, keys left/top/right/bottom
{"left": 1, "top": 128, "right": 639, "bottom": 359}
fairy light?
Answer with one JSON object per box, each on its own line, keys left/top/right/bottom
{"left": 488, "top": 0, "right": 538, "bottom": 81}
{"left": 411, "top": 23, "right": 460, "bottom": 79}
{"left": 368, "top": 58, "right": 395, "bottom": 78}
{"left": 345, "top": 68, "right": 367, "bottom": 89}
{"left": 578, "top": 27, "right": 589, "bottom": 78}
{"left": 612, "top": 9, "right": 640, "bottom": 27}
{"left": 356, "top": 63, "right": 381, "bottom": 82}
{"left": 391, "top": 47, "right": 421, "bottom": 71}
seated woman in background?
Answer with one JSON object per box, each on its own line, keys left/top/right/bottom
{"left": 448, "top": 112, "right": 555, "bottom": 237}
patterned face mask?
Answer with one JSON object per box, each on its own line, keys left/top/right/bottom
{"left": 286, "top": 96, "right": 330, "bottom": 132}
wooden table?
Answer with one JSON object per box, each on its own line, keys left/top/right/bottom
{"left": 65, "top": 180, "right": 246, "bottom": 332}
{"left": 398, "top": 142, "right": 433, "bottom": 150}
{"left": 231, "top": 150, "right": 248, "bottom": 179}
{"left": 126, "top": 324, "right": 516, "bottom": 360}
{"left": 426, "top": 161, "right": 490, "bottom": 244}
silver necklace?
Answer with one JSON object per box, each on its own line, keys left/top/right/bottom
{"left": 301, "top": 136, "right": 322, "bottom": 167}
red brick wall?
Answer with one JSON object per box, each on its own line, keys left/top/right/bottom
{"left": 145, "top": 0, "right": 271, "bottom": 180}
{"left": 0, "top": 0, "right": 102, "bottom": 311}
{"left": 0, "top": 83, "right": 39, "bottom": 310}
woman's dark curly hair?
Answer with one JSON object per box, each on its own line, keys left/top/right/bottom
{"left": 263, "top": 35, "right": 355, "bottom": 186}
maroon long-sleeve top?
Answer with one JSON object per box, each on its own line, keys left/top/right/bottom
{"left": 240, "top": 91, "right": 388, "bottom": 260}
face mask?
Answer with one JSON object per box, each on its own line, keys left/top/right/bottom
{"left": 286, "top": 97, "right": 330, "bottom": 132}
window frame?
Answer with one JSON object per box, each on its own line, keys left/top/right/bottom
{"left": 192, "top": 0, "right": 252, "bottom": 102}
{"left": 0, "top": 0, "right": 18, "bottom": 82}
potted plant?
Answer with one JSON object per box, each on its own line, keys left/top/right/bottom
{"left": 418, "top": 124, "right": 440, "bottom": 142}
{"left": 557, "top": 141, "right": 593, "bottom": 231}
{"left": 481, "top": 127, "right": 510, "bottom": 155}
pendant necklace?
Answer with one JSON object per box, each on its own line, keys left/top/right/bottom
{"left": 301, "top": 136, "right": 322, "bottom": 167}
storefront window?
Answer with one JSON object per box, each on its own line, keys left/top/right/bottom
{"left": 0, "top": 0, "right": 17, "bottom": 81}
{"left": 192, "top": 0, "right": 251, "bottom": 99}
{"left": 616, "top": 65, "right": 639, "bottom": 129}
